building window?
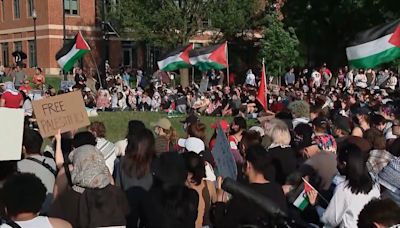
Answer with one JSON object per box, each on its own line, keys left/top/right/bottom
{"left": 1, "top": 0, "right": 5, "bottom": 21}
{"left": 27, "top": 0, "right": 34, "bottom": 17}
{"left": 64, "top": 0, "right": 79, "bottom": 15}
{"left": 28, "top": 40, "right": 36, "bottom": 67}
{"left": 14, "top": 41, "right": 22, "bottom": 52}
{"left": 1, "top": 43, "right": 9, "bottom": 67}
{"left": 14, "top": 0, "right": 20, "bottom": 19}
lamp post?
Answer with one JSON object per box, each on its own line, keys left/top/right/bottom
{"left": 32, "top": 9, "right": 38, "bottom": 67}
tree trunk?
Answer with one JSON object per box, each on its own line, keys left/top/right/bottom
{"left": 180, "top": 68, "right": 189, "bottom": 88}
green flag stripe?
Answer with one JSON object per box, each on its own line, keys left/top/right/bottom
{"left": 63, "top": 49, "right": 90, "bottom": 72}
{"left": 349, "top": 47, "right": 400, "bottom": 68}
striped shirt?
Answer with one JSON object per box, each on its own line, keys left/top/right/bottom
{"left": 96, "top": 137, "right": 117, "bottom": 175}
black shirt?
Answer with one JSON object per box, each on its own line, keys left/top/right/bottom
{"left": 267, "top": 146, "right": 298, "bottom": 185}
{"left": 212, "top": 182, "right": 288, "bottom": 228}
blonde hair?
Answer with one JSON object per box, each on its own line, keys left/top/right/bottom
{"left": 269, "top": 120, "right": 291, "bottom": 145}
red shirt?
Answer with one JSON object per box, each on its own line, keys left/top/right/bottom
{"left": 1, "top": 91, "right": 23, "bottom": 108}
{"left": 19, "top": 85, "right": 32, "bottom": 93}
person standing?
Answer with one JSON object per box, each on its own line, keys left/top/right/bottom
{"left": 73, "top": 67, "right": 87, "bottom": 90}
{"left": 284, "top": 67, "right": 296, "bottom": 86}
{"left": 311, "top": 69, "right": 322, "bottom": 88}
{"left": 12, "top": 65, "right": 27, "bottom": 90}
{"left": 320, "top": 63, "right": 332, "bottom": 87}
{"left": 354, "top": 69, "right": 368, "bottom": 89}
{"left": 32, "top": 67, "right": 45, "bottom": 90}
{"left": 0, "top": 62, "right": 5, "bottom": 83}
{"left": 245, "top": 69, "right": 256, "bottom": 87}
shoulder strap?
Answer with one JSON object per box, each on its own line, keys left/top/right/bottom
{"left": 1, "top": 219, "right": 22, "bottom": 228}
{"left": 26, "top": 157, "right": 57, "bottom": 176}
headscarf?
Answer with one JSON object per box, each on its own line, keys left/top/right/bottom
{"left": 4, "top": 81, "right": 19, "bottom": 95}
{"left": 68, "top": 145, "right": 110, "bottom": 191}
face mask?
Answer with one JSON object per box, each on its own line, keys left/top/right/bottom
{"left": 269, "top": 99, "right": 273, "bottom": 104}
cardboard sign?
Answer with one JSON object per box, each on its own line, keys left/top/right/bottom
{"left": 0, "top": 108, "right": 24, "bottom": 161}
{"left": 211, "top": 123, "right": 238, "bottom": 180}
{"left": 32, "top": 91, "right": 90, "bottom": 137}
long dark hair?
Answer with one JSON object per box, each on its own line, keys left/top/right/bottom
{"left": 122, "top": 128, "right": 155, "bottom": 178}
{"left": 339, "top": 144, "right": 373, "bottom": 194}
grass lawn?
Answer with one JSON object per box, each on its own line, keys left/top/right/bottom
{"left": 90, "top": 111, "right": 257, "bottom": 143}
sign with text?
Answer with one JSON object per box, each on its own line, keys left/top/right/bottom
{"left": 0, "top": 108, "right": 24, "bottom": 161}
{"left": 32, "top": 91, "right": 90, "bottom": 138}
{"left": 211, "top": 123, "right": 237, "bottom": 180}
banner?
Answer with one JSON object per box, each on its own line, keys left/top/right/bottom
{"left": 32, "top": 91, "right": 90, "bottom": 137}
{"left": 211, "top": 123, "right": 237, "bottom": 180}
{"left": 0, "top": 108, "right": 24, "bottom": 161}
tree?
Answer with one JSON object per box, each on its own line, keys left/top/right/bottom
{"left": 113, "top": 0, "right": 212, "bottom": 48}
{"left": 209, "top": 0, "right": 264, "bottom": 41}
{"left": 283, "top": 0, "right": 400, "bottom": 67}
{"left": 258, "top": 14, "right": 300, "bottom": 78}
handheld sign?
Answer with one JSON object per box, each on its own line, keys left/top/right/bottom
{"left": 32, "top": 91, "right": 90, "bottom": 138}
{"left": 0, "top": 108, "right": 24, "bottom": 161}
{"left": 211, "top": 123, "right": 238, "bottom": 180}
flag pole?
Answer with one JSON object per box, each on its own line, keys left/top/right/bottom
{"left": 89, "top": 51, "right": 103, "bottom": 89}
{"left": 191, "top": 43, "right": 195, "bottom": 85}
{"left": 226, "top": 41, "right": 230, "bottom": 87}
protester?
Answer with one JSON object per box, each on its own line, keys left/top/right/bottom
{"left": 0, "top": 82, "right": 23, "bottom": 108}
{"left": 309, "top": 144, "right": 380, "bottom": 228}
{"left": 125, "top": 152, "right": 198, "bottom": 228}
{"left": 183, "top": 152, "right": 217, "bottom": 228}
{"left": 212, "top": 145, "right": 287, "bottom": 227}
{"left": 116, "top": 128, "right": 155, "bottom": 191}
{"left": 114, "top": 120, "right": 146, "bottom": 156}
{"left": 151, "top": 118, "right": 177, "bottom": 154}
{"left": 0, "top": 173, "right": 72, "bottom": 228}
{"left": 49, "top": 145, "right": 129, "bottom": 228}
{"left": 32, "top": 67, "right": 45, "bottom": 90}
{"left": 88, "top": 121, "right": 117, "bottom": 174}
{"left": 18, "top": 128, "right": 56, "bottom": 213}
{"left": 358, "top": 198, "right": 400, "bottom": 228}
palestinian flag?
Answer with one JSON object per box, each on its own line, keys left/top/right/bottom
{"left": 292, "top": 180, "right": 314, "bottom": 211}
{"left": 56, "top": 31, "right": 90, "bottom": 71}
{"left": 346, "top": 19, "right": 400, "bottom": 68}
{"left": 157, "top": 44, "right": 193, "bottom": 71}
{"left": 189, "top": 42, "right": 228, "bottom": 71}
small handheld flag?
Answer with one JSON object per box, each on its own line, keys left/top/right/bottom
{"left": 256, "top": 60, "right": 268, "bottom": 111}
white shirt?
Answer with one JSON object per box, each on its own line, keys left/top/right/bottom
{"left": 345, "top": 71, "right": 354, "bottom": 88}
{"left": 245, "top": 73, "right": 256, "bottom": 86}
{"left": 321, "top": 181, "right": 380, "bottom": 228}
{"left": 96, "top": 138, "right": 117, "bottom": 174}
{"left": 387, "top": 76, "right": 397, "bottom": 90}
{"left": 115, "top": 139, "right": 128, "bottom": 156}
{"left": 355, "top": 74, "right": 368, "bottom": 88}
{"left": 0, "top": 216, "right": 53, "bottom": 228}
{"left": 311, "top": 71, "right": 321, "bottom": 87}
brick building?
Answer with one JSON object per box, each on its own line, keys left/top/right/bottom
{"left": 0, "top": 0, "right": 150, "bottom": 77}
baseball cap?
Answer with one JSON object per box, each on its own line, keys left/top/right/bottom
{"left": 180, "top": 114, "right": 199, "bottom": 125}
{"left": 249, "top": 126, "right": 265, "bottom": 137}
{"left": 211, "top": 120, "right": 230, "bottom": 131}
{"left": 177, "top": 137, "right": 205, "bottom": 154}
{"left": 333, "top": 116, "right": 351, "bottom": 134}
{"left": 312, "top": 116, "right": 328, "bottom": 129}
{"left": 151, "top": 118, "right": 171, "bottom": 130}
{"left": 354, "top": 106, "right": 370, "bottom": 115}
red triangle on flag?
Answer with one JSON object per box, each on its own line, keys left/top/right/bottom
{"left": 179, "top": 44, "right": 194, "bottom": 64}
{"left": 75, "top": 32, "right": 91, "bottom": 50}
{"left": 209, "top": 43, "right": 228, "bottom": 67}
{"left": 389, "top": 24, "right": 400, "bottom": 47}
{"left": 256, "top": 62, "right": 268, "bottom": 111}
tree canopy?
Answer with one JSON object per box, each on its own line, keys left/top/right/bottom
{"left": 258, "top": 14, "right": 300, "bottom": 77}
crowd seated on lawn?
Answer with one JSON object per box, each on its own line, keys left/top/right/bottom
{"left": 0, "top": 63, "right": 400, "bottom": 227}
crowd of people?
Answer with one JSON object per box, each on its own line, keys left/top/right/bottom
{"left": 0, "top": 62, "right": 400, "bottom": 227}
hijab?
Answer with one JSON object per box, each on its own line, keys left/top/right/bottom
{"left": 68, "top": 145, "right": 110, "bottom": 192}
{"left": 4, "top": 82, "right": 19, "bottom": 95}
